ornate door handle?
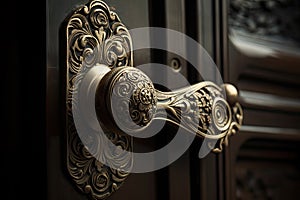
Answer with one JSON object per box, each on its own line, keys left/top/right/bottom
{"left": 62, "top": 0, "right": 243, "bottom": 199}
{"left": 94, "top": 65, "right": 243, "bottom": 152}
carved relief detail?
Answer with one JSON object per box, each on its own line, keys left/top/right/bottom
{"left": 65, "top": 0, "right": 133, "bottom": 199}
{"left": 155, "top": 82, "right": 243, "bottom": 153}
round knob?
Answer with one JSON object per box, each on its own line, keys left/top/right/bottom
{"left": 95, "top": 67, "right": 157, "bottom": 134}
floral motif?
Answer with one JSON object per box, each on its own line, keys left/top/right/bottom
{"left": 111, "top": 68, "right": 157, "bottom": 129}
{"left": 65, "top": 1, "right": 133, "bottom": 199}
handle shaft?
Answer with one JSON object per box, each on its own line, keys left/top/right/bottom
{"left": 95, "top": 66, "right": 243, "bottom": 152}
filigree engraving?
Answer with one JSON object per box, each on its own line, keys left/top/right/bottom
{"left": 67, "top": 0, "right": 132, "bottom": 75}
{"left": 109, "top": 68, "right": 157, "bottom": 131}
{"left": 213, "top": 102, "right": 243, "bottom": 153}
{"left": 64, "top": 0, "right": 133, "bottom": 199}
{"left": 96, "top": 66, "right": 242, "bottom": 152}
{"left": 103, "top": 67, "right": 243, "bottom": 152}
{"left": 155, "top": 81, "right": 243, "bottom": 153}
{"left": 229, "top": 0, "right": 300, "bottom": 44}
{"left": 63, "top": 1, "right": 245, "bottom": 197}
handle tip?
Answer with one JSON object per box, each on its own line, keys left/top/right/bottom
{"left": 222, "top": 83, "right": 239, "bottom": 105}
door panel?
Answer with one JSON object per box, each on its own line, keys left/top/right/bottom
{"left": 44, "top": 0, "right": 300, "bottom": 200}
{"left": 225, "top": 0, "right": 300, "bottom": 200}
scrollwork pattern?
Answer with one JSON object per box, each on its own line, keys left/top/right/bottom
{"left": 68, "top": 4, "right": 132, "bottom": 70}
{"left": 155, "top": 81, "right": 243, "bottom": 152}
{"left": 65, "top": 0, "right": 133, "bottom": 199}
{"left": 110, "top": 68, "right": 157, "bottom": 130}
{"left": 64, "top": 2, "right": 244, "bottom": 198}
{"left": 103, "top": 67, "right": 242, "bottom": 153}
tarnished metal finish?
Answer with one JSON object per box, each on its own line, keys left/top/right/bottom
{"left": 97, "top": 67, "right": 243, "bottom": 153}
{"left": 97, "top": 67, "right": 157, "bottom": 133}
{"left": 153, "top": 78, "right": 243, "bottom": 153}
{"left": 67, "top": 0, "right": 132, "bottom": 74}
{"left": 64, "top": 1, "right": 244, "bottom": 198}
{"left": 64, "top": 0, "right": 133, "bottom": 199}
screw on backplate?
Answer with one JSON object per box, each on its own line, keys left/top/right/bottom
{"left": 170, "top": 58, "right": 181, "bottom": 71}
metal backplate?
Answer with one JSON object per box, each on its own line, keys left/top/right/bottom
{"left": 62, "top": 0, "right": 133, "bottom": 199}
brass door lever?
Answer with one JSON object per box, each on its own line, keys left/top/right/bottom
{"left": 95, "top": 66, "right": 243, "bottom": 153}
{"left": 62, "top": 0, "right": 243, "bottom": 199}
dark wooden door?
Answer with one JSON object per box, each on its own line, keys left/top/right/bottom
{"left": 3, "top": 0, "right": 300, "bottom": 200}
{"left": 46, "top": 0, "right": 225, "bottom": 199}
